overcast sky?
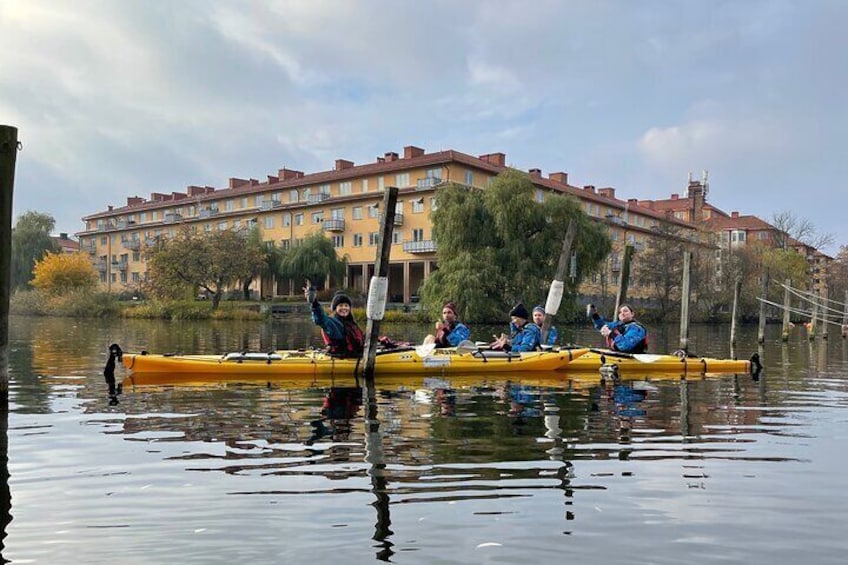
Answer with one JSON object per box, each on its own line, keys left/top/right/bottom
{"left": 2, "top": 0, "right": 845, "bottom": 254}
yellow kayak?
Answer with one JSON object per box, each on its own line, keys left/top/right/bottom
{"left": 120, "top": 346, "right": 590, "bottom": 383}
{"left": 566, "top": 349, "right": 761, "bottom": 376}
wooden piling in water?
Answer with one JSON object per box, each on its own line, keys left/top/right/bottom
{"left": 679, "top": 251, "right": 691, "bottom": 352}
{"left": 360, "top": 187, "right": 398, "bottom": 380}
{"left": 781, "top": 279, "right": 791, "bottom": 342}
{"left": 614, "top": 244, "right": 634, "bottom": 315}
{"left": 842, "top": 290, "right": 848, "bottom": 338}
{"left": 541, "top": 220, "right": 576, "bottom": 345}
{"left": 809, "top": 291, "right": 818, "bottom": 341}
{"left": 757, "top": 269, "right": 769, "bottom": 344}
{"left": 0, "top": 125, "right": 20, "bottom": 402}
{"left": 730, "top": 277, "right": 742, "bottom": 347}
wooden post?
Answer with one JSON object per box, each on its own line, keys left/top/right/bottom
{"left": 679, "top": 250, "right": 692, "bottom": 352}
{"left": 541, "top": 220, "right": 576, "bottom": 344}
{"left": 809, "top": 291, "right": 818, "bottom": 341}
{"left": 360, "top": 187, "right": 398, "bottom": 380}
{"left": 614, "top": 244, "right": 634, "bottom": 315}
{"left": 730, "top": 277, "right": 742, "bottom": 348}
{"left": 757, "top": 268, "right": 769, "bottom": 344}
{"left": 363, "top": 376, "right": 391, "bottom": 557}
{"left": 821, "top": 286, "right": 829, "bottom": 340}
{"left": 781, "top": 278, "right": 791, "bottom": 342}
{"left": 0, "top": 125, "right": 20, "bottom": 402}
{"left": 842, "top": 289, "right": 847, "bottom": 338}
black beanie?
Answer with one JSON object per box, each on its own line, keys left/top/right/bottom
{"left": 509, "top": 303, "right": 529, "bottom": 320}
{"left": 331, "top": 292, "right": 352, "bottom": 310}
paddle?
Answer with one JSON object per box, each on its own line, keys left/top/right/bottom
{"left": 541, "top": 220, "right": 576, "bottom": 344}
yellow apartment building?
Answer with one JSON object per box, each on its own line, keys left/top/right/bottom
{"left": 76, "top": 144, "right": 701, "bottom": 303}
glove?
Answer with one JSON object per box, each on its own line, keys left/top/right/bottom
{"left": 304, "top": 285, "right": 317, "bottom": 304}
{"left": 586, "top": 303, "right": 596, "bottom": 318}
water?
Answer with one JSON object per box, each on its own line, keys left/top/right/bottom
{"left": 2, "top": 316, "right": 848, "bottom": 564}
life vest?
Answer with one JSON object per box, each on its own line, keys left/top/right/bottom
{"left": 605, "top": 320, "right": 648, "bottom": 354}
{"left": 322, "top": 316, "right": 365, "bottom": 358}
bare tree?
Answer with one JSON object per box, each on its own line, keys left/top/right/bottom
{"left": 771, "top": 210, "right": 834, "bottom": 251}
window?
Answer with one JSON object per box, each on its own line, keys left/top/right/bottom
{"left": 377, "top": 176, "right": 384, "bottom": 191}
{"left": 395, "top": 201, "right": 403, "bottom": 214}
{"left": 233, "top": 219, "right": 241, "bottom": 230}
{"left": 412, "top": 198, "right": 424, "bottom": 213}
{"left": 332, "top": 235, "right": 344, "bottom": 247}
{"left": 283, "top": 213, "right": 291, "bottom": 227}
{"left": 392, "top": 231, "right": 402, "bottom": 244}
{"left": 264, "top": 216, "right": 274, "bottom": 229}
{"left": 303, "top": 187, "right": 311, "bottom": 201}
{"left": 369, "top": 232, "right": 379, "bottom": 246}
{"left": 413, "top": 228, "right": 424, "bottom": 242}
{"left": 241, "top": 197, "right": 248, "bottom": 209}
{"left": 132, "top": 252, "right": 140, "bottom": 262}
{"left": 294, "top": 213, "right": 304, "bottom": 226}
{"left": 426, "top": 167, "right": 441, "bottom": 180}
{"left": 280, "top": 239, "right": 291, "bottom": 250}
{"left": 318, "top": 183, "right": 331, "bottom": 197}
{"left": 255, "top": 195, "right": 264, "bottom": 207}
{"left": 352, "top": 206, "right": 363, "bottom": 220}
{"left": 218, "top": 221, "right": 228, "bottom": 231}
{"left": 139, "top": 212, "right": 147, "bottom": 222}
{"left": 353, "top": 233, "right": 363, "bottom": 247}
{"left": 395, "top": 173, "right": 410, "bottom": 187}
{"left": 339, "top": 181, "right": 352, "bottom": 196}
{"left": 311, "top": 211, "right": 324, "bottom": 224}
{"left": 289, "top": 189, "right": 299, "bottom": 202}
{"left": 331, "top": 207, "right": 345, "bottom": 219}
{"left": 361, "top": 179, "right": 369, "bottom": 193}
{"left": 132, "top": 272, "right": 140, "bottom": 283}
{"left": 100, "top": 236, "right": 107, "bottom": 245}
{"left": 535, "top": 189, "right": 544, "bottom": 203}
{"left": 430, "top": 196, "right": 438, "bottom": 211}
{"left": 464, "top": 170, "right": 473, "bottom": 185}
{"left": 367, "top": 204, "right": 379, "bottom": 218}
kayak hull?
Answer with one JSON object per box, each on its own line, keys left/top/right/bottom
{"left": 566, "top": 350, "right": 753, "bottom": 374}
{"left": 121, "top": 347, "right": 590, "bottom": 384}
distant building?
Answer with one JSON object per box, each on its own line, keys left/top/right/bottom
{"left": 51, "top": 232, "right": 79, "bottom": 254}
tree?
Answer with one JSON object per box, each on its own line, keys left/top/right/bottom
{"left": 277, "top": 231, "right": 348, "bottom": 291}
{"left": 420, "top": 169, "right": 611, "bottom": 322}
{"left": 30, "top": 252, "right": 99, "bottom": 296}
{"left": 637, "top": 221, "right": 687, "bottom": 319}
{"left": 771, "top": 210, "right": 834, "bottom": 251}
{"left": 11, "top": 211, "right": 59, "bottom": 289}
{"left": 239, "top": 225, "right": 284, "bottom": 300}
{"left": 146, "top": 226, "right": 266, "bottom": 309}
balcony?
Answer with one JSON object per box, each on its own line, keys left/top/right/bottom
{"left": 95, "top": 261, "right": 107, "bottom": 272}
{"left": 307, "top": 192, "right": 331, "bottom": 205}
{"left": 112, "top": 260, "right": 129, "bottom": 272}
{"left": 416, "top": 177, "right": 441, "bottom": 190}
{"left": 323, "top": 218, "right": 345, "bottom": 232}
{"left": 199, "top": 208, "right": 219, "bottom": 219}
{"left": 260, "top": 200, "right": 282, "bottom": 211}
{"left": 123, "top": 239, "right": 141, "bottom": 251}
{"left": 163, "top": 213, "right": 183, "bottom": 224}
{"left": 403, "top": 240, "right": 437, "bottom": 254}
{"left": 82, "top": 243, "right": 96, "bottom": 254}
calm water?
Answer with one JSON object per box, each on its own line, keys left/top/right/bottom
{"left": 2, "top": 315, "right": 848, "bottom": 564}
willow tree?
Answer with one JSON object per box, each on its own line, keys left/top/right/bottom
{"left": 240, "top": 225, "right": 284, "bottom": 300}
{"left": 421, "top": 169, "right": 611, "bottom": 323}
{"left": 278, "top": 231, "right": 348, "bottom": 291}
{"left": 146, "top": 226, "right": 266, "bottom": 309}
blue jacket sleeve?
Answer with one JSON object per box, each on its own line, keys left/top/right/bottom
{"left": 612, "top": 323, "right": 646, "bottom": 353}
{"left": 447, "top": 322, "right": 470, "bottom": 346}
{"left": 591, "top": 313, "right": 609, "bottom": 330}
{"left": 511, "top": 323, "right": 541, "bottom": 352}
{"left": 545, "top": 326, "right": 559, "bottom": 346}
{"left": 310, "top": 301, "right": 343, "bottom": 340}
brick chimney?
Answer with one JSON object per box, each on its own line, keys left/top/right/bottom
{"left": 187, "top": 186, "right": 206, "bottom": 196}
{"left": 583, "top": 185, "right": 596, "bottom": 193}
{"left": 598, "top": 187, "right": 616, "bottom": 199}
{"left": 170, "top": 192, "right": 187, "bottom": 201}
{"left": 127, "top": 196, "right": 145, "bottom": 206}
{"left": 549, "top": 172, "right": 568, "bottom": 184}
{"left": 150, "top": 192, "right": 169, "bottom": 202}
{"left": 376, "top": 156, "right": 385, "bottom": 164}
{"left": 731, "top": 211, "right": 739, "bottom": 219}
{"left": 384, "top": 152, "right": 399, "bottom": 162}
{"left": 670, "top": 193, "right": 679, "bottom": 200}
{"left": 528, "top": 168, "right": 542, "bottom": 178}
{"left": 229, "top": 178, "right": 249, "bottom": 189}
{"left": 403, "top": 145, "right": 425, "bottom": 159}
{"left": 335, "top": 159, "right": 354, "bottom": 171}
{"left": 687, "top": 181, "right": 705, "bottom": 223}
{"left": 266, "top": 175, "right": 279, "bottom": 184}
{"left": 627, "top": 198, "right": 638, "bottom": 206}
{"left": 478, "top": 153, "right": 506, "bottom": 166}
{"left": 278, "top": 168, "right": 304, "bottom": 181}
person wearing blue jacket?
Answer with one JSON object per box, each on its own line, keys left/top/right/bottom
{"left": 304, "top": 286, "right": 364, "bottom": 358}
{"left": 492, "top": 303, "right": 541, "bottom": 352}
{"left": 587, "top": 303, "right": 648, "bottom": 353}
{"left": 532, "top": 305, "right": 558, "bottom": 347}
{"left": 424, "top": 301, "right": 471, "bottom": 347}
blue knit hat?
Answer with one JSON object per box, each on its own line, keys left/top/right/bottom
{"left": 532, "top": 305, "right": 546, "bottom": 315}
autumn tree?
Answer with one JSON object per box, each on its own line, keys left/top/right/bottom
{"left": 240, "top": 225, "right": 284, "bottom": 300}
{"left": 277, "top": 231, "right": 348, "bottom": 291}
{"left": 31, "top": 252, "right": 99, "bottom": 296}
{"left": 11, "top": 211, "right": 60, "bottom": 289}
{"left": 771, "top": 210, "right": 834, "bottom": 251}
{"left": 146, "top": 226, "right": 266, "bottom": 309}
{"left": 420, "top": 169, "right": 611, "bottom": 323}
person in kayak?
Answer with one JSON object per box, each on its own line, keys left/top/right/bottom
{"left": 587, "top": 303, "right": 648, "bottom": 353}
{"left": 492, "top": 303, "right": 541, "bottom": 352}
{"left": 304, "top": 285, "right": 364, "bottom": 358}
{"left": 532, "top": 305, "right": 558, "bottom": 347}
{"left": 423, "top": 301, "right": 470, "bottom": 348}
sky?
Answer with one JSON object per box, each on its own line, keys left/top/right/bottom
{"left": 1, "top": 0, "right": 846, "bottom": 255}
